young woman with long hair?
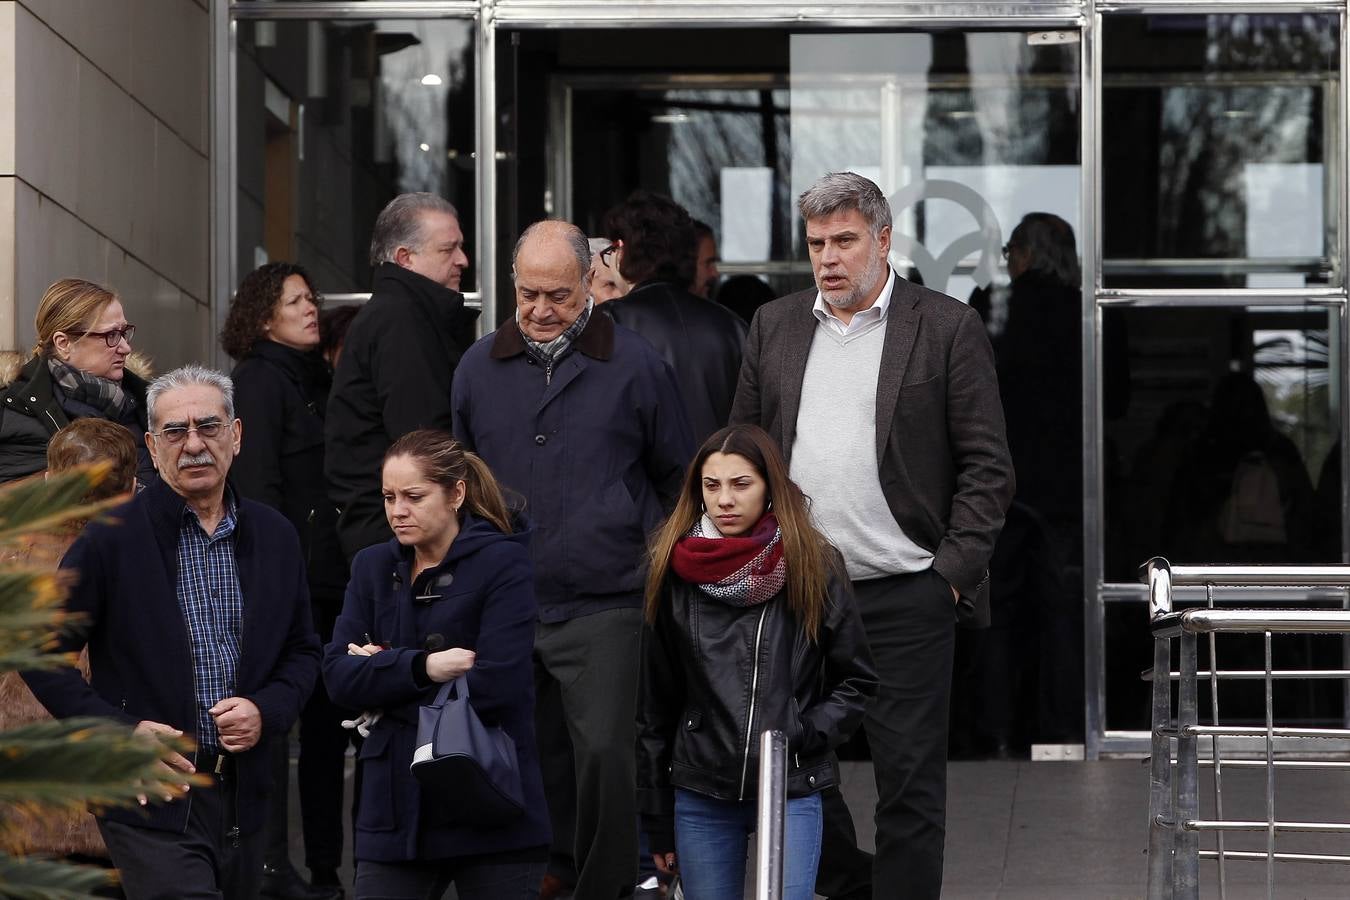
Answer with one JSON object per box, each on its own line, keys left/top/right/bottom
{"left": 637, "top": 424, "right": 878, "bottom": 899}
{"left": 322, "top": 429, "right": 549, "bottom": 899}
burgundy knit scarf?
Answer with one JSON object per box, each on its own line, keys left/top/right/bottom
{"left": 670, "top": 513, "right": 787, "bottom": 606}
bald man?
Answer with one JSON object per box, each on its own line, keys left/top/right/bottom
{"left": 452, "top": 220, "right": 694, "bottom": 899}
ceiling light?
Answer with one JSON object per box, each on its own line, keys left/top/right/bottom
{"left": 419, "top": 142, "right": 430, "bottom": 152}
{"left": 651, "top": 113, "right": 691, "bottom": 125}
{"left": 421, "top": 74, "right": 443, "bottom": 86}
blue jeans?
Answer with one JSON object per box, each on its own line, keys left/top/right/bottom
{"left": 674, "top": 789, "right": 822, "bottom": 900}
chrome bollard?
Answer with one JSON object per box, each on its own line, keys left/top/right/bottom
{"left": 755, "top": 729, "right": 787, "bottom": 900}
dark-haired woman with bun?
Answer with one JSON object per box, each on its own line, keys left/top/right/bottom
{"left": 323, "top": 429, "right": 549, "bottom": 899}
{"left": 637, "top": 423, "right": 877, "bottom": 900}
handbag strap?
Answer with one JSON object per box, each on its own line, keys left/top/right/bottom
{"left": 431, "top": 674, "right": 470, "bottom": 707}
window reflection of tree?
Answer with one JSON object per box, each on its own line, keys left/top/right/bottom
{"left": 663, "top": 89, "right": 792, "bottom": 262}
{"left": 1153, "top": 15, "right": 1335, "bottom": 263}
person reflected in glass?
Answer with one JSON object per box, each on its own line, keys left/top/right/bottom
{"left": 637, "top": 424, "right": 877, "bottom": 900}
{"left": 970, "top": 212, "right": 1090, "bottom": 755}
{"left": 1166, "top": 371, "right": 1317, "bottom": 564}
{"left": 323, "top": 430, "right": 549, "bottom": 899}
{"left": 222, "top": 262, "right": 348, "bottom": 899}
{"left": 0, "top": 278, "right": 155, "bottom": 486}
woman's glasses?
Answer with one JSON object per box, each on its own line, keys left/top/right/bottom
{"left": 68, "top": 325, "right": 136, "bottom": 348}
{"left": 599, "top": 241, "right": 622, "bottom": 268}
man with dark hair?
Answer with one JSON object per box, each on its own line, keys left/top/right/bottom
{"left": 731, "top": 172, "right": 1014, "bottom": 900}
{"left": 602, "top": 192, "right": 747, "bottom": 444}
{"left": 24, "top": 365, "right": 321, "bottom": 900}
{"left": 453, "top": 219, "right": 693, "bottom": 900}
{"left": 325, "top": 192, "right": 479, "bottom": 560}
{"left": 690, "top": 219, "right": 721, "bottom": 299}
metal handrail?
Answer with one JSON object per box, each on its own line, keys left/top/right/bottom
{"left": 1143, "top": 556, "right": 1350, "bottom": 900}
{"left": 754, "top": 730, "right": 787, "bottom": 900}
{"left": 1145, "top": 559, "right": 1350, "bottom": 619}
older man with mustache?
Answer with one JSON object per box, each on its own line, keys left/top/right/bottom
{"left": 24, "top": 364, "right": 321, "bottom": 900}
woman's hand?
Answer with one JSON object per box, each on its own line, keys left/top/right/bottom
{"left": 346, "top": 642, "right": 384, "bottom": 657}
{"left": 652, "top": 852, "right": 677, "bottom": 875}
{"left": 425, "top": 648, "right": 477, "bottom": 682}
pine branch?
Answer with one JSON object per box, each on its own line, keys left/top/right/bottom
{"left": 0, "top": 854, "right": 116, "bottom": 899}
{"left": 0, "top": 568, "right": 82, "bottom": 673}
{"left": 0, "top": 719, "right": 205, "bottom": 810}
{"left": 0, "top": 467, "right": 124, "bottom": 548}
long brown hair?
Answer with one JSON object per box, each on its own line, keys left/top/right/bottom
{"left": 644, "top": 424, "right": 839, "bottom": 641}
{"left": 384, "top": 429, "right": 513, "bottom": 535}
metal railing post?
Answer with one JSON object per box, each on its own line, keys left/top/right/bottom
{"left": 1142, "top": 560, "right": 1350, "bottom": 898}
{"left": 1148, "top": 630, "right": 1177, "bottom": 899}
{"left": 755, "top": 729, "right": 787, "bottom": 900}
{"left": 1175, "top": 630, "right": 1201, "bottom": 900}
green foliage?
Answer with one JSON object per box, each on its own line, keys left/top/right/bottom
{"left": 0, "top": 466, "right": 116, "bottom": 548}
{"left": 0, "top": 465, "right": 201, "bottom": 898}
{"left": 0, "top": 855, "right": 116, "bottom": 899}
{"left": 0, "top": 568, "right": 78, "bottom": 674}
{"left": 0, "top": 718, "right": 192, "bottom": 811}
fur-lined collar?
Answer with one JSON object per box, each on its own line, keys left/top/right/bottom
{"left": 0, "top": 352, "right": 154, "bottom": 390}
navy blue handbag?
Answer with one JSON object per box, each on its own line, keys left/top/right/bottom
{"left": 411, "top": 675, "right": 525, "bottom": 825}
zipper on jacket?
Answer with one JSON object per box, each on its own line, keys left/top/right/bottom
{"left": 305, "top": 508, "right": 315, "bottom": 565}
{"left": 44, "top": 409, "right": 60, "bottom": 431}
{"left": 737, "top": 605, "right": 769, "bottom": 801}
{"left": 545, "top": 359, "right": 554, "bottom": 385}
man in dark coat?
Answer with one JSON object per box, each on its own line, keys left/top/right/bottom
{"left": 325, "top": 192, "right": 480, "bottom": 561}
{"left": 23, "top": 364, "right": 321, "bottom": 900}
{"left": 730, "top": 173, "right": 1014, "bottom": 900}
{"left": 602, "top": 191, "right": 747, "bottom": 444}
{"left": 452, "top": 220, "right": 693, "bottom": 900}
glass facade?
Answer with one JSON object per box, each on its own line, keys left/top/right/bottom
{"left": 235, "top": 18, "right": 478, "bottom": 295}
{"left": 218, "top": 2, "right": 1350, "bottom": 756}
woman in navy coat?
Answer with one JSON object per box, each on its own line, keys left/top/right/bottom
{"left": 323, "top": 429, "right": 548, "bottom": 899}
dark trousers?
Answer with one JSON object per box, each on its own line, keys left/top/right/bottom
{"left": 536, "top": 674, "right": 578, "bottom": 886}
{"left": 353, "top": 855, "right": 545, "bottom": 900}
{"left": 264, "top": 596, "right": 353, "bottom": 875}
{"left": 297, "top": 597, "right": 356, "bottom": 872}
{"left": 534, "top": 606, "right": 641, "bottom": 899}
{"left": 816, "top": 569, "right": 956, "bottom": 900}
{"left": 98, "top": 758, "right": 265, "bottom": 900}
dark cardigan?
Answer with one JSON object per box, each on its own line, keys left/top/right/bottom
{"left": 22, "top": 476, "right": 321, "bottom": 836}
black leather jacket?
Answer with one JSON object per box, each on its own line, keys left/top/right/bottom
{"left": 637, "top": 569, "right": 877, "bottom": 853}
{"left": 606, "top": 280, "right": 747, "bottom": 444}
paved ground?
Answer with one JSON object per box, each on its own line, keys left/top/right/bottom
{"left": 284, "top": 756, "right": 1350, "bottom": 898}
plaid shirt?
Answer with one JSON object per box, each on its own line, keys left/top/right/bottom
{"left": 175, "top": 496, "right": 243, "bottom": 751}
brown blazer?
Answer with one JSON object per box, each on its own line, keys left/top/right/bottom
{"left": 729, "top": 274, "right": 1015, "bottom": 625}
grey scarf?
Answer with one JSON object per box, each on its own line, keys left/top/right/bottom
{"left": 47, "top": 357, "right": 136, "bottom": 421}
{"left": 518, "top": 299, "right": 594, "bottom": 372}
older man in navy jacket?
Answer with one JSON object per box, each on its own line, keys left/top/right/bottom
{"left": 453, "top": 219, "right": 694, "bottom": 900}
{"left": 24, "top": 364, "right": 321, "bottom": 900}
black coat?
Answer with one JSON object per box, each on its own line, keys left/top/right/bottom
{"left": 452, "top": 312, "right": 694, "bottom": 622}
{"left": 231, "top": 340, "right": 346, "bottom": 597}
{"left": 606, "top": 280, "right": 748, "bottom": 444}
{"left": 637, "top": 567, "right": 878, "bottom": 853}
{"left": 0, "top": 354, "right": 153, "bottom": 484}
{"left": 323, "top": 516, "right": 549, "bottom": 862}
{"left": 21, "top": 477, "right": 321, "bottom": 836}
{"left": 325, "top": 263, "right": 480, "bottom": 560}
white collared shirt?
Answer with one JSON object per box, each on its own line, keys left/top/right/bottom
{"left": 811, "top": 267, "right": 897, "bottom": 337}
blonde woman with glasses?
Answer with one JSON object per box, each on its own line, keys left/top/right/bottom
{"left": 0, "top": 277, "right": 153, "bottom": 485}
